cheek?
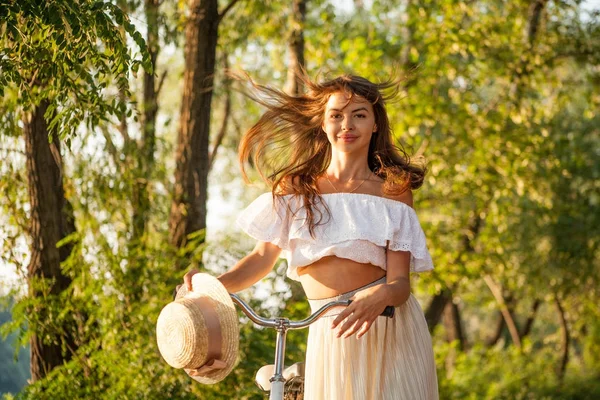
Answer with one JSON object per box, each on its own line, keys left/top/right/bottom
{"left": 322, "top": 120, "right": 336, "bottom": 133}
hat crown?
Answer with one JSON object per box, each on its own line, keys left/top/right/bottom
{"left": 156, "top": 299, "right": 210, "bottom": 369}
{"left": 156, "top": 273, "right": 240, "bottom": 384}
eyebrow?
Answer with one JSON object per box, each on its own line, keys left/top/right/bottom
{"left": 328, "top": 107, "right": 369, "bottom": 113}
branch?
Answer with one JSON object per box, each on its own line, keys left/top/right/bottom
{"left": 118, "top": 90, "right": 131, "bottom": 146}
{"left": 231, "top": 113, "right": 243, "bottom": 140}
{"left": 483, "top": 275, "right": 521, "bottom": 349}
{"left": 100, "top": 125, "right": 120, "bottom": 166}
{"left": 28, "top": 68, "right": 40, "bottom": 88}
{"left": 554, "top": 294, "right": 569, "bottom": 381}
{"left": 156, "top": 69, "right": 168, "bottom": 97}
{"left": 519, "top": 298, "right": 541, "bottom": 339}
{"left": 510, "top": 0, "right": 549, "bottom": 102}
{"left": 426, "top": 207, "right": 486, "bottom": 332}
{"left": 208, "top": 56, "right": 231, "bottom": 171}
{"left": 218, "top": 0, "right": 240, "bottom": 23}
{"left": 548, "top": 49, "right": 598, "bottom": 64}
{"left": 485, "top": 311, "right": 505, "bottom": 347}
{"left": 208, "top": 90, "right": 231, "bottom": 172}
{"left": 527, "top": 0, "right": 548, "bottom": 46}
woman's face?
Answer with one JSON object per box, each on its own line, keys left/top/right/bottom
{"left": 322, "top": 91, "right": 377, "bottom": 155}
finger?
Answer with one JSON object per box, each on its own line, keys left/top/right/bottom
{"left": 337, "top": 316, "right": 359, "bottom": 338}
{"left": 356, "top": 319, "right": 374, "bottom": 339}
{"left": 341, "top": 318, "right": 365, "bottom": 339}
{"left": 332, "top": 307, "right": 353, "bottom": 328}
{"left": 183, "top": 269, "right": 198, "bottom": 291}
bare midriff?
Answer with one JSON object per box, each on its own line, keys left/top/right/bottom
{"left": 297, "top": 255, "right": 386, "bottom": 299}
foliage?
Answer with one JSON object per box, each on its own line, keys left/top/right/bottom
{"left": 1, "top": 0, "right": 599, "bottom": 399}
{"left": 436, "top": 340, "right": 600, "bottom": 400}
{"left": 2, "top": 231, "right": 308, "bottom": 399}
{"left": 0, "top": 0, "right": 150, "bottom": 142}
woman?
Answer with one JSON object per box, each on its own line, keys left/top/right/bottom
{"left": 184, "top": 74, "right": 439, "bottom": 400}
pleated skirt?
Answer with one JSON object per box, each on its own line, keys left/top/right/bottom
{"left": 304, "top": 277, "right": 439, "bottom": 400}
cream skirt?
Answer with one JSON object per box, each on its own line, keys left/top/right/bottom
{"left": 304, "top": 277, "right": 439, "bottom": 400}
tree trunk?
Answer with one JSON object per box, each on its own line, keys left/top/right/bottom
{"left": 555, "top": 295, "right": 569, "bottom": 381}
{"left": 513, "top": 0, "right": 548, "bottom": 101}
{"left": 443, "top": 299, "right": 466, "bottom": 351}
{"left": 441, "top": 297, "right": 465, "bottom": 375}
{"left": 426, "top": 211, "right": 484, "bottom": 331}
{"left": 285, "top": 0, "right": 306, "bottom": 96}
{"left": 132, "top": 0, "right": 160, "bottom": 242}
{"left": 425, "top": 288, "right": 452, "bottom": 333}
{"left": 169, "top": 0, "right": 220, "bottom": 252}
{"left": 527, "top": 0, "right": 548, "bottom": 48}
{"left": 519, "top": 298, "right": 540, "bottom": 339}
{"left": 24, "top": 99, "right": 77, "bottom": 381}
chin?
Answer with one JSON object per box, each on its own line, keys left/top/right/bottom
{"left": 334, "top": 143, "right": 369, "bottom": 154}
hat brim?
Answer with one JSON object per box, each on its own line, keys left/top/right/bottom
{"left": 167, "top": 273, "right": 239, "bottom": 384}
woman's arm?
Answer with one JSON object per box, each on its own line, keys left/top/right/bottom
{"left": 183, "top": 241, "right": 282, "bottom": 293}
{"left": 382, "top": 249, "right": 411, "bottom": 307}
{"left": 384, "top": 188, "right": 413, "bottom": 307}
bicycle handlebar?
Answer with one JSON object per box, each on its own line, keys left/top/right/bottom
{"left": 230, "top": 293, "right": 394, "bottom": 330}
{"left": 348, "top": 300, "right": 395, "bottom": 319}
{"left": 230, "top": 293, "right": 394, "bottom": 400}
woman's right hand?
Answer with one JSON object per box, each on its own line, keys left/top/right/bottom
{"left": 183, "top": 268, "right": 200, "bottom": 291}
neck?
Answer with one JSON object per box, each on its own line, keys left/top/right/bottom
{"left": 326, "top": 151, "right": 371, "bottom": 181}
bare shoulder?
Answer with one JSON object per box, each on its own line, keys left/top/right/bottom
{"left": 365, "top": 174, "right": 414, "bottom": 208}
{"left": 388, "top": 189, "right": 414, "bottom": 208}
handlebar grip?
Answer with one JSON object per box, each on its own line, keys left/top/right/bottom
{"left": 381, "top": 306, "right": 395, "bottom": 318}
{"left": 381, "top": 306, "right": 396, "bottom": 318}
{"left": 346, "top": 301, "right": 395, "bottom": 318}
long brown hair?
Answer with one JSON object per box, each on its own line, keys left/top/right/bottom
{"left": 238, "top": 72, "right": 426, "bottom": 237}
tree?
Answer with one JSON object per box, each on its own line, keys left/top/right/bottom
{"left": 0, "top": 0, "right": 147, "bottom": 382}
{"left": 168, "top": 0, "right": 240, "bottom": 255}
{"left": 23, "top": 100, "right": 78, "bottom": 381}
{"left": 285, "top": 0, "right": 307, "bottom": 96}
{"left": 2, "top": 1, "right": 599, "bottom": 398}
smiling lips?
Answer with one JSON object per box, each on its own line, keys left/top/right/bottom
{"left": 338, "top": 135, "right": 358, "bottom": 142}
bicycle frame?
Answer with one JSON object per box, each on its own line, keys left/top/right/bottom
{"left": 230, "top": 293, "right": 351, "bottom": 400}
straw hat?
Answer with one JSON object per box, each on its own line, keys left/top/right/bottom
{"left": 156, "top": 273, "right": 239, "bottom": 384}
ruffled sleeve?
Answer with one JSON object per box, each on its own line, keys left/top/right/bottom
{"left": 235, "top": 193, "right": 291, "bottom": 250}
{"left": 387, "top": 205, "right": 434, "bottom": 273}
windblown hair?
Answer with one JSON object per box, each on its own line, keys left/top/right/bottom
{"left": 238, "top": 72, "right": 426, "bottom": 237}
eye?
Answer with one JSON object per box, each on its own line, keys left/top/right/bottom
{"left": 354, "top": 113, "right": 367, "bottom": 118}
{"left": 329, "top": 113, "right": 342, "bottom": 119}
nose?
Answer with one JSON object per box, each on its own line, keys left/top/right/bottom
{"left": 342, "top": 118, "right": 354, "bottom": 131}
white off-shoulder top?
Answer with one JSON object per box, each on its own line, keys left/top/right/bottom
{"left": 235, "top": 192, "right": 434, "bottom": 281}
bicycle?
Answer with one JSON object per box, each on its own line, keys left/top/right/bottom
{"left": 230, "top": 293, "right": 395, "bottom": 400}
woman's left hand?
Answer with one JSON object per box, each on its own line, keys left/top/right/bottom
{"left": 331, "top": 284, "right": 391, "bottom": 339}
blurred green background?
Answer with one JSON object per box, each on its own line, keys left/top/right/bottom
{"left": 1, "top": 0, "right": 599, "bottom": 399}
